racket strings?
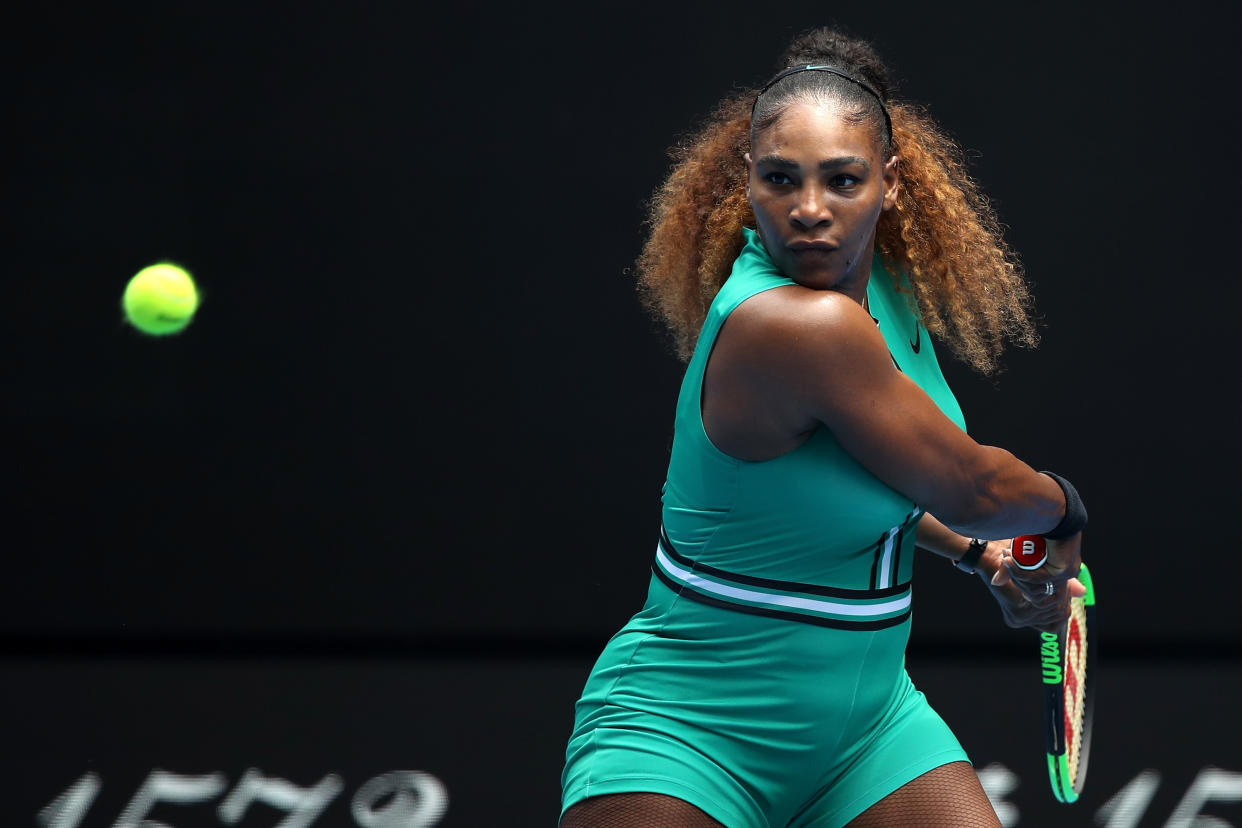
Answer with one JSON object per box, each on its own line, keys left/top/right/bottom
{"left": 1064, "top": 599, "right": 1089, "bottom": 782}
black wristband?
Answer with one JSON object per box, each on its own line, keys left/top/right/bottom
{"left": 1040, "top": 471, "right": 1088, "bottom": 540}
{"left": 954, "top": 538, "right": 987, "bottom": 574}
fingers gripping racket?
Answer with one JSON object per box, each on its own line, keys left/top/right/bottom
{"left": 1012, "top": 535, "right": 1097, "bottom": 804}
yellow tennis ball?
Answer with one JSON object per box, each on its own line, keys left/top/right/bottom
{"left": 122, "top": 263, "right": 199, "bottom": 335}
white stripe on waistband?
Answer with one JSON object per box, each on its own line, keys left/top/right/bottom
{"left": 655, "top": 545, "right": 911, "bottom": 618}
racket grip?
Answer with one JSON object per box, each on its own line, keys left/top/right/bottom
{"left": 1011, "top": 535, "right": 1048, "bottom": 570}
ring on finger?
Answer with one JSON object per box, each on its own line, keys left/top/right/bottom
{"left": 1043, "top": 582, "right": 1054, "bottom": 596}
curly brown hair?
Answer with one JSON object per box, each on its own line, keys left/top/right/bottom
{"left": 635, "top": 28, "right": 1037, "bottom": 375}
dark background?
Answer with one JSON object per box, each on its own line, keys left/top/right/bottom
{"left": 4, "top": 1, "right": 1239, "bottom": 825}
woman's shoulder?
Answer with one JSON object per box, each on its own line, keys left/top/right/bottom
{"left": 729, "top": 285, "right": 875, "bottom": 346}
{"left": 707, "top": 283, "right": 903, "bottom": 451}
{"left": 713, "top": 231, "right": 887, "bottom": 366}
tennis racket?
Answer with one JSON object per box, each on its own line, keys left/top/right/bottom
{"left": 1011, "top": 535, "right": 1097, "bottom": 804}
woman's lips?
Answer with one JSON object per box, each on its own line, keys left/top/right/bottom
{"left": 788, "top": 240, "right": 839, "bottom": 255}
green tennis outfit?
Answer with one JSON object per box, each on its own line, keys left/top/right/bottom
{"left": 561, "top": 228, "right": 970, "bottom": 827}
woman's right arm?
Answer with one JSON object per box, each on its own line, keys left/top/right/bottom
{"left": 721, "top": 286, "right": 1069, "bottom": 540}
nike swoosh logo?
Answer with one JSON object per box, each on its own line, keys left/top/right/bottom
{"left": 910, "top": 326, "right": 921, "bottom": 354}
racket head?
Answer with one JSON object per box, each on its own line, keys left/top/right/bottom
{"left": 1045, "top": 562, "right": 1096, "bottom": 803}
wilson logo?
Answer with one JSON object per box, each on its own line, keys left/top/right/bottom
{"left": 1040, "top": 631, "right": 1062, "bottom": 684}
{"left": 1013, "top": 535, "right": 1048, "bottom": 570}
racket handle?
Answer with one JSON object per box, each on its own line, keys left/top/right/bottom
{"left": 1011, "top": 535, "right": 1048, "bottom": 570}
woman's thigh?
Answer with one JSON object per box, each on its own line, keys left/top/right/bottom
{"left": 845, "top": 762, "right": 1000, "bottom": 828}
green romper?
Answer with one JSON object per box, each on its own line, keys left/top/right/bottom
{"left": 561, "top": 228, "right": 971, "bottom": 827}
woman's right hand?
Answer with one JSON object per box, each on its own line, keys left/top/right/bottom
{"left": 988, "top": 533, "right": 1086, "bottom": 632}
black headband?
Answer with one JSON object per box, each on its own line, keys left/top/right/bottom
{"left": 752, "top": 64, "right": 892, "bottom": 143}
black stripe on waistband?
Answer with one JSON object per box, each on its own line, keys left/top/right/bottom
{"left": 659, "top": 526, "right": 909, "bottom": 600}
{"left": 651, "top": 564, "right": 913, "bottom": 631}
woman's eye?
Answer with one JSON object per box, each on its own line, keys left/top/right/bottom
{"left": 764, "top": 172, "right": 794, "bottom": 185}
{"left": 831, "top": 174, "right": 861, "bottom": 188}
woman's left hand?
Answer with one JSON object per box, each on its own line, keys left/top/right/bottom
{"left": 975, "top": 539, "right": 1085, "bottom": 633}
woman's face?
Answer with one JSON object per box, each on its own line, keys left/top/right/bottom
{"left": 745, "top": 101, "right": 898, "bottom": 293}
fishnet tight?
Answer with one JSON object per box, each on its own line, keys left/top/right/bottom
{"left": 561, "top": 793, "right": 724, "bottom": 827}
{"left": 560, "top": 762, "right": 1000, "bottom": 827}
{"left": 846, "top": 761, "right": 1001, "bottom": 827}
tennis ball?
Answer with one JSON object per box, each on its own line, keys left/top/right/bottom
{"left": 122, "top": 263, "right": 199, "bottom": 335}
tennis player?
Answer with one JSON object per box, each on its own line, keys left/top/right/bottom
{"left": 561, "top": 26, "right": 1088, "bottom": 828}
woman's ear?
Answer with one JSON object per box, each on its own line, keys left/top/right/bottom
{"left": 881, "top": 155, "right": 900, "bottom": 211}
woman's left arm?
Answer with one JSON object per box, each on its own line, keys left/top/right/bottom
{"left": 915, "top": 513, "right": 1083, "bottom": 634}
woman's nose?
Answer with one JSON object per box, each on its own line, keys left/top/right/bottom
{"left": 790, "top": 187, "right": 833, "bottom": 229}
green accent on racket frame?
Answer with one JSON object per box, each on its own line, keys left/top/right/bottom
{"left": 1044, "top": 562, "right": 1097, "bottom": 804}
